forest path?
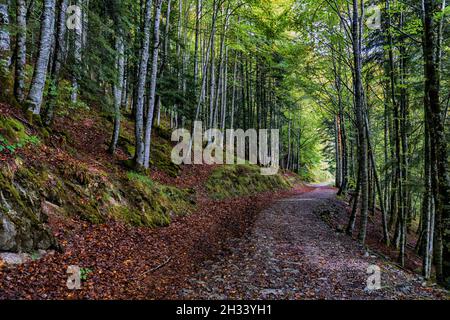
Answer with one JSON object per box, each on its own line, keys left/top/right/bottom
{"left": 179, "top": 186, "right": 446, "bottom": 300}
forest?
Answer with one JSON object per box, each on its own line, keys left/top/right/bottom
{"left": 0, "top": 0, "right": 449, "bottom": 300}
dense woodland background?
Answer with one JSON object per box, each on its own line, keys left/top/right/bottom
{"left": 0, "top": 0, "right": 449, "bottom": 292}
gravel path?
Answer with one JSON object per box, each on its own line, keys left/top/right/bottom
{"left": 179, "top": 187, "right": 448, "bottom": 300}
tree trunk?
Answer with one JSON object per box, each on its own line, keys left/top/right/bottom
{"left": 133, "top": 0, "right": 153, "bottom": 169}
{"left": 109, "top": 35, "right": 125, "bottom": 154}
{"left": 26, "top": 0, "right": 56, "bottom": 115}
{"left": 422, "top": 115, "right": 435, "bottom": 279}
{"left": 351, "top": 0, "right": 369, "bottom": 245}
{"left": 422, "top": 0, "right": 450, "bottom": 288}
{"left": 143, "top": 0, "right": 162, "bottom": 169}
{"left": 0, "top": 1, "right": 10, "bottom": 69}
{"left": 71, "top": 0, "right": 83, "bottom": 103}
{"left": 43, "top": 0, "right": 68, "bottom": 126}
{"left": 14, "top": 0, "right": 27, "bottom": 103}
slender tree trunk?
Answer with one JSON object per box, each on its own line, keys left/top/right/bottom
{"left": 143, "top": 0, "right": 162, "bottom": 169}
{"left": 422, "top": 114, "right": 435, "bottom": 279}
{"left": 109, "top": 35, "right": 125, "bottom": 154}
{"left": 351, "top": 0, "right": 369, "bottom": 245}
{"left": 347, "top": 165, "right": 361, "bottom": 236}
{"left": 335, "top": 115, "right": 341, "bottom": 188}
{"left": 208, "top": 20, "right": 216, "bottom": 131}
{"left": 43, "top": 0, "right": 68, "bottom": 126}
{"left": 26, "top": 0, "right": 56, "bottom": 115}
{"left": 230, "top": 53, "right": 238, "bottom": 131}
{"left": 14, "top": 0, "right": 27, "bottom": 103}
{"left": 134, "top": 0, "right": 153, "bottom": 169}
{"left": 0, "top": 1, "right": 11, "bottom": 70}
{"left": 71, "top": 0, "right": 83, "bottom": 103}
{"left": 193, "top": 0, "right": 201, "bottom": 91}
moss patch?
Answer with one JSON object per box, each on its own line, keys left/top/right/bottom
{"left": 0, "top": 115, "right": 29, "bottom": 143}
{"left": 149, "top": 135, "right": 181, "bottom": 177}
{"left": 118, "top": 126, "right": 181, "bottom": 177}
{"left": 0, "top": 162, "right": 57, "bottom": 252}
{"left": 124, "top": 171, "right": 195, "bottom": 227}
{"left": 206, "top": 164, "right": 291, "bottom": 200}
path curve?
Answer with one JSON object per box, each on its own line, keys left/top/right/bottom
{"left": 179, "top": 187, "right": 447, "bottom": 300}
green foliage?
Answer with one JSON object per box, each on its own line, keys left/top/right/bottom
{"left": 80, "top": 268, "right": 93, "bottom": 282}
{"left": 0, "top": 116, "right": 41, "bottom": 155}
{"left": 0, "top": 134, "right": 40, "bottom": 154}
{"left": 127, "top": 171, "right": 154, "bottom": 187}
{"left": 0, "top": 160, "right": 57, "bottom": 252}
{"left": 124, "top": 172, "right": 195, "bottom": 227}
{"left": 53, "top": 80, "right": 89, "bottom": 117}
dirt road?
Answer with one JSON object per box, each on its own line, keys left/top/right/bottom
{"left": 179, "top": 186, "right": 447, "bottom": 300}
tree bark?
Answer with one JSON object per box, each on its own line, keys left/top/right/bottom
{"left": 43, "top": 0, "right": 68, "bottom": 126}
{"left": 0, "top": 1, "right": 11, "bottom": 69}
{"left": 351, "top": 0, "right": 369, "bottom": 245}
{"left": 134, "top": 0, "right": 153, "bottom": 169}
{"left": 26, "top": 0, "right": 56, "bottom": 115}
{"left": 143, "top": 0, "right": 162, "bottom": 169}
{"left": 14, "top": 0, "right": 27, "bottom": 103}
{"left": 422, "top": 0, "right": 450, "bottom": 288}
{"left": 109, "top": 35, "right": 125, "bottom": 154}
{"left": 71, "top": 0, "right": 83, "bottom": 103}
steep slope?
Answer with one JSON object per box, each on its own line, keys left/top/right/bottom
{"left": 0, "top": 103, "right": 292, "bottom": 254}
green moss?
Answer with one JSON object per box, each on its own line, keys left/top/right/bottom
{"left": 153, "top": 125, "right": 172, "bottom": 141}
{"left": 0, "top": 112, "right": 196, "bottom": 250}
{"left": 206, "top": 164, "right": 291, "bottom": 200}
{"left": 38, "top": 126, "right": 50, "bottom": 139}
{"left": 150, "top": 136, "right": 180, "bottom": 177}
{"left": 78, "top": 203, "right": 104, "bottom": 224}
{"left": 0, "top": 69, "right": 15, "bottom": 103}
{"left": 118, "top": 132, "right": 180, "bottom": 177}
{"left": 60, "top": 163, "right": 97, "bottom": 186}
{"left": 0, "top": 115, "right": 29, "bottom": 143}
{"left": 125, "top": 144, "right": 136, "bottom": 158}
{"left": 0, "top": 169, "right": 28, "bottom": 218}
{"left": 108, "top": 205, "right": 143, "bottom": 226}
{"left": 32, "top": 114, "right": 43, "bottom": 126}
{"left": 124, "top": 172, "right": 195, "bottom": 227}
{"left": 127, "top": 171, "right": 154, "bottom": 187}
{"left": 0, "top": 163, "right": 56, "bottom": 252}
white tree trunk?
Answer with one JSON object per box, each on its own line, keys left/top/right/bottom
{"left": 109, "top": 35, "right": 125, "bottom": 154}
{"left": 14, "top": 0, "right": 27, "bottom": 102}
{"left": 143, "top": 0, "right": 163, "bottom": 168}
{"left": 134, "top": 0, "right": 153, "bottom": 167}
{"left": 221, "top": 46, "right": 229, "bottom": 132}
{"left": 71, "top": 0, "right": 83, "bottom": 103}
{"left": 230, "top": 54, "right": 238, "bottom": 132}
{"left": 27, "top": 0, "right": 56, "bottom": 115}
{"left": 0, "top": 1, "right": 11, "bottom": 69}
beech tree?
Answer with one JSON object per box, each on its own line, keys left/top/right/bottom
{"left": 26, "top": 0, "right": 55, "bottom": 115}
{"left": 0, "top": 1, "right": 10, "bottom": 70}
{"left": 13, "top": 0, "right": 27, "bottom": 102}
{"left": 1, "top": 0, "right": 448, "bottom": 290}
{"left": 143, "top": 0, "right": 163, "bottom": 169}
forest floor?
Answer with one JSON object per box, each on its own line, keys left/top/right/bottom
{"left": 177, "top": 186, "right": 449, "bottom": 300}
{"left": 1, "top": 179, "right": 448, "bottom": 300}
{"left": 0, "top": 103, "right": 448, "bottom": 300}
